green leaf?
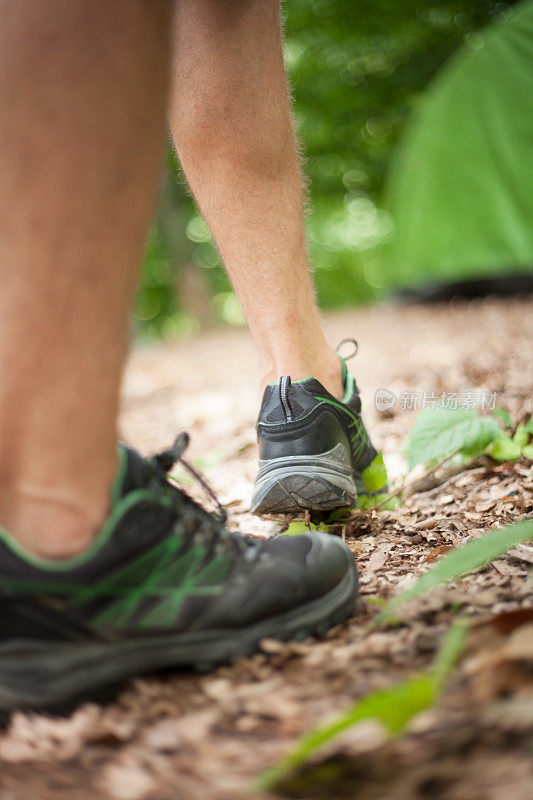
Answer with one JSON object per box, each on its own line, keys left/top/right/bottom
{"left": 432, "top": 619, "right": 469, "bottom": 691}
{"left": 513, "top": 424, "right": 531, "bottom": 449}
{"left": 366, "top": 596, "right": 387, "bottom": 607}
{"left": 361, "top": 452, "right": 388, "bottom": 492}
{"left": 257, "top": 676, "right": 435, "bottom": 790}
{"left": 326, "top": 507, "right": 353, "bottom": 522}
{"left": 489, "top": 434, "right": 522, "bottom": 462}
{"left": 407, "top": 407, "right": 500, "bottom": 469}
{"left": 256, "top": 621, "right": 466, "bottom": 792}
{"left": 358, "top": 492, "right": 400, "bottom": 511}
{"left": 522, "top": 444, "right": 533, "bottom": 461}
{"left": 377, "top": 519, "right": 533, "bottom": 623}
{"left": 459, "top": 438, "right": 490, "bottom": 460}
{"left": 525, "top": 416, "right": 533, "bottom": 435}
{"left": 379, "top": 494, "right": 401, "bottom": 510}
{"left": 283, "top": 519, "right": 328, "bottom": 535}
{"left": 492, "top": 407, "right": 512, "bottom": 428}
{"left": 356, "top": 494, "right": 375, "bottom": 511}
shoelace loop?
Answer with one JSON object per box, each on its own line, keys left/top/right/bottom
{"left": 335, "top": 338, "right": 359, "bottom": 361}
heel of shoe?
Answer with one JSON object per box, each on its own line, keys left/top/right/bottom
{"left": 251, "top": 444, "right": 357, "bottom": 514}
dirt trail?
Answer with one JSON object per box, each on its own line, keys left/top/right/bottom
{"left": 1, "top": 297, "right": 532, "bottom": 800}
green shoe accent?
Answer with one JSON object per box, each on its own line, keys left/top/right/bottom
{"left": 111, "top": 444, "right": 129, "bottom": 505}
{"left": 341, "top": 365, "right": 355, "bottom": 404}
{"left": 313, "top": 394, "right": 369, "bottom": 460}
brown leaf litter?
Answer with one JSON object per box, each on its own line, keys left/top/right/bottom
{"left": 0, "top": 298, "right": 532, "bottom": 800}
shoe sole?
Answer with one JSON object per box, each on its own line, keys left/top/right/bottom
{"left": 251, "top": 445, "right": 357, "bottom": 515}
{"left": 0, "top": 560, "right": 357, "bottom": 721}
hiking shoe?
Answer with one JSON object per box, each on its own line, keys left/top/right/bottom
{"left": 251, "top": 340, "right": 379, "bottom": 514}
{"left": 0, "top": 436, "right": 357, "bottom": 718}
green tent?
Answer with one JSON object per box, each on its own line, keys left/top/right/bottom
{"left": 385, "top": 0, "right": 533, "bottom": 289}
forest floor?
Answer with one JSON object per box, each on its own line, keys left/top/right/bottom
{"left": 0, "top": 297, "right": 532, "bottom": 800}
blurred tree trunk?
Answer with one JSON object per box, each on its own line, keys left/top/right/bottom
{"left": 156, "top": 162, "right": 214, "bottom": 328}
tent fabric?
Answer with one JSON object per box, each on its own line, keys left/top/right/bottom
{"left": 385, "top": 0, "right": 533, "bottom": 287}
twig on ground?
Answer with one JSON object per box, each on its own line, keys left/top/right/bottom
{"left": 348, "top": 449, "right": 463, "bottom": 520}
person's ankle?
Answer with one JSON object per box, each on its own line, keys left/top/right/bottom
{"left": 0, "top": 471, "right": 115, "bottom": 560}
{"left": 260, "top": 348, "right": 344, "bottom": 400}
{"left": 0, "top": 443, "right": 119, "bottom": 560}
{"left": 0, "top": 500, "right": 100, "bottom": 560}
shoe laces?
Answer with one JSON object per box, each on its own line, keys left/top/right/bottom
{"left": 152, "top": 432, "right": 228, "bottom": 523}
{"left": 335, "top": 338, "right": 359, "bottom": 361}
{"left": 149, "top": 433, "right": 246, "bottom": 559}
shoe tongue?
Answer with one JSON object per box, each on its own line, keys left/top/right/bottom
{"left": 112, "top": 445, "right": 154, "bottom": 502}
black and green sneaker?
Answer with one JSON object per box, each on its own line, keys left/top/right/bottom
{"left": 0, "top": 436, "right": 357, "bottom": 718}
{"left": 251, "top": 341, "right": 379, "bottom": 514}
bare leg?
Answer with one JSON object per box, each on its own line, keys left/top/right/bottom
{"left": 0, "top": 0, "right": 171, "bottom": 557}
{"left": 170, "top": 0, "right": 343, "bottom": 397}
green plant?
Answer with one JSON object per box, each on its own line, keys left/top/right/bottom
{"left": 406, "top": 406, "right": 533, "bottom": 469}
{"left": 361, "top": 451, "right": 388, "bottom": 491}
{"left": 259, "top": 518, "right": 533, "bottom": 790}
{"left": 357, "top": 452, "right": 400, "bottom": 511}
{"left": 257, "top": 620, "right": 467, "bottom": 791}
{"left": 284, "top": 410, "right": 531, "bottom": 528}
{"left": 281, "top": 452, "right": 396, "bottom": 530}
{"left": 377, "top": 518, "right": 533, "bottom": 624}
{"left": 282, "top": 519, "right": 329, "bottom": 535}
{"left": 489, "top": 414, "right": 533, "bottom": 462}
{"left": 354, "top": 408, "right": 532, "bottom": 520}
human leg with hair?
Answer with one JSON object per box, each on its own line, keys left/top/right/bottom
{"left": 0, "top": 0, "right": 356, "bottom": 716}
{"left": 170, "top": 0, "right": 379, "bottom": 514}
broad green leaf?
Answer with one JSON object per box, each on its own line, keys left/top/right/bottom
{"left": 492, "top": 407, "right": 512, "bottom": 428}
{"left": 522, "top": 444, "right": 533, "bottom": 461}
{"left": 513, "top": 424, "right": 531, "bottom": 449}
{"left": 384, "top": 1, "right": 533, "bottom": 302}
{"left": 283, "top": 519, "right": 328, "bottom": 535}
{"left": 407, "top": 407, "right": 500, "bottom": 469}
{"left": 257, "top": 621, "right": 466, "bottom": 791}
{"left": 459, "top": 438, "right": 491, "bottom": 460}
{"left": 489, "top": 434, "right": 522, "bottom": 463}
{"left": 525, "top": 416, "right": 533, "bottom": 435}
{"left": 378, "top": 519, "right": 533, "bottom": 623}
{"left": 361, "top": 452, "right": 388, "bottom": 492}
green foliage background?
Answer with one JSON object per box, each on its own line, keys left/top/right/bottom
{"left": 136, "top": 0, "right": 512, "bottom": 338}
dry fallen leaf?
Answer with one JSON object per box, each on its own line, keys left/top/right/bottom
{"left": 2, "top": 298, "right": 531, "bottom": 800}
{"left": 423, "top": 544, "right": 455, "bottom": 563}
{"left": 100, "top": 757, "right": 156, "bottom": 800}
